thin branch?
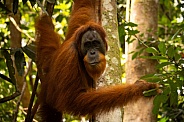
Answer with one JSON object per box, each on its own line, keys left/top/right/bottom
{"left": 0, "top": 73, "right": 13, "bottom": 84}
{"left": 0, "top": 91, "right": 20, "bottom": 103}
{"left": 36, "top": 0, "right": 49, "bottom": 15}
{"left": 13, "top": 81, "right": 27, "bottom": 122}
{"left": 9, "top": 17, "right": 35, "bottom": 42}
{"left": 46, "top": 1, "right": 55, "bottom": 17}
{"left": 25, "top": 73, "right": 39, "bottom": 122}
{"left": 30, "top": 98, "right": 39, "bottom": 120}
{"left": 13, "top": 60, "right": 33, "bottom": 122}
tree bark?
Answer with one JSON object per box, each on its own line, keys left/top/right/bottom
{"left": 6, "top": 0, "right": 30, "bottom": 108}
{"left": 124, "top": 0, "right": 158, "bottom": 122}
{"left": 96, "top": 0, "right": 122, "bottom": 121}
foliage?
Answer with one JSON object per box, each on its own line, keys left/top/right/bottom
{"left": 0, "top": 0, "right": 72, "bottom": 121}
{"left": 146, "top": 1, "right": 184, "bottom": 121}
{"left": 141, "top": 30, "right": 184, "bottom": 121}
{"left": 118, "top": 0, "right": 184, "bottom": 121}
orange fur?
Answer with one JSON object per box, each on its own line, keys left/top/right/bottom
{"left": 35, "top": 0, "right": 157, "bottom": 121}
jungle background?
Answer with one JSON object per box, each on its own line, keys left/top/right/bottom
{"left": 0, "top": 0, "right": 184, "bottom": 122}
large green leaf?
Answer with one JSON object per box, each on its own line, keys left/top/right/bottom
{"left": 153, "top": 94, "right": 162, "bottom": 114}
{"left": 143, "top": 88, "right": 158, "bottom": 97}
{"left": 140, "top": 56, "right": 167, "bottom": 60}
{"left": 167, "top": 46, "right": 175, "bottom": 58}
{"left": 14, "top": 49, "right": 26, "bottom": 76}
{"left": 145, "top": 47, "right": 158, "bottom": 54}
{"left": 132, "top": 52, "right": 138, "bottom": 60}
{"left": 158, "top": 42, "right": 166, "bottom": 55}
{"left": 22, "top": 42, "right": 36, "bottom": 62}
{"left": 153, "top": 87, "right": 170, "bottom": 115}
{"left": 156, "top": 62, "right": 173, "bottom": 69}
{"left": 1, "top": 49, "right": 16, "bottom": 85}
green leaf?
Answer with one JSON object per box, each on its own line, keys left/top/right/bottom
{"left": 145, "top": 47, "right": 158, "bottom": 54}
{"left": 22, "top": 42, "right": 36, "bottom": 62}
{"left": 140, "top": 56, "right": 167, "bottom": 60}
{"left": 170, "top": 91, "right": 178, "bottom": 106}
{"left": 168, "top": 80, "right": 178, "bottom": 106}
{"left": 158, "top": 42, "right": 166, "bottom": 55}
{"left": 162, "top": 86, "right": 170, "bottom": 95}
{"left": 141, "top": 74, "right": 162, "bottom": 83}
{"left": 142, "top": 76, "right": 161, "bottom": 83}
{"left": 128, "top": 30, "right": 139, "bottom": 35}
{"left": 153, "top": 94, "right": 162, "bottom": 114}
{"left": 14, "top": 49, "right": 26, "bottom": 76}
{"left": 141, "top": 74, "right": 155, "bottom": 79}
{"left": 161, "top": 87, "right": 170, "bottom": 103}
{"left": 174, "top": 53, "right": 181, "bottom": 61}
{"left": 169, "top": 79, "right": 177, "bottom": 92}
{"left": 1, "top": 49, "right": 16, "bottom": 85}
{"left": 118, "top": 24, "right": 125, "bottom": 37}
{"left": 153, "top": 88, "right": 170, "bottom": 115}
{"left": 132, "top": 52, "right": 139, "bottom": 60}
{"left": 125, "top": 22, "right": 138, "bottom": 27}
{"left": 167, "top": 46, "right": 175, "bottom": 58}
{"left": 156, "top": 62, "right": 173, "bottom": 69}
{"left": 143, "top": 88, "right": 158, "bottom": 97}
{"left": 159, "top": 117, "right": 168, "bottom": 122}
{"left": 161, "top": 15, "right": 169, "bottom": 24}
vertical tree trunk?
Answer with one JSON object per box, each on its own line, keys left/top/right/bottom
{"left": 124, "top": 0, "right": 158, "bottom": 122}
{"left": 96, "top": 0, "right": 122, "bottom": 121}
{"left": 6, "top": 0, "right": 30, "bottom": 108}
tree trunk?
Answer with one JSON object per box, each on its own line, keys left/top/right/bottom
{"left": 6, "top": 0, "right": 30, "bottom": 108}
{"left": 96, "top": 0, "right": 122, "bottom": 121}
{"left": 124, "top": 0, "right": 158, "bottom": 122}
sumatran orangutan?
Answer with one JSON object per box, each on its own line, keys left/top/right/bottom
{"left": 35, "top": 0, "right": 158, "bottom": 121}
